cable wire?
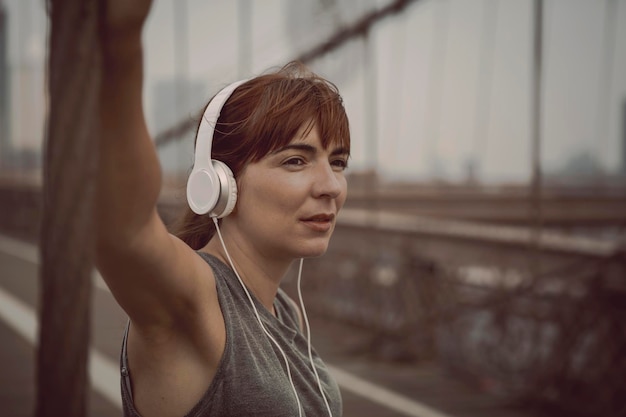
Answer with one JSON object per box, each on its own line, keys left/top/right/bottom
{"left": 297, "top": 258, "right": 333, "bottom": 417}
{"left": 212, "top": 217, "right": 303, "bottom": 417}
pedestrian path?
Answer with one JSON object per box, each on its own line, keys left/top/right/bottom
{"left": 0, "top": 233, "right": 544, "bottom": 417}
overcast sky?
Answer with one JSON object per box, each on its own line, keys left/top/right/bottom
{"left": 5, "top": 0, "right": 626, "bottom": 184}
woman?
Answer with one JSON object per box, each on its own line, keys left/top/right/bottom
{"left": 97, "top": 2, "right": 350, "bottom": 417}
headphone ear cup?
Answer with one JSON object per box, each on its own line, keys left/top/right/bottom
{"left": 211, "top": 160, "right": 237, "bottom": 218}
{"left": 186, "top": 167, "right": 220, "bottom": 216}
{"left": 187, "top": 79, "right": 248, "bottom": 217}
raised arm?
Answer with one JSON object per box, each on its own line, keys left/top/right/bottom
{"left": 96, "top": 1, "right": 216, "bottom": 331}
{"left": 98, "top": 1, "right": 158, "bottom": 242}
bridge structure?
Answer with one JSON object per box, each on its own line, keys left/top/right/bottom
{"left": 1, "top": 0, "right": 625, "bottom": 416}
{"left": 158, "top": 177, "right": 626, "bottom": 416}
{"left": 1, "top": 174, "right": 625, "bottom": 416}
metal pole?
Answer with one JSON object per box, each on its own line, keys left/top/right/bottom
{"left": 36, "top": 0, "right": 100, "bottom": 415}
{"left": 594, "top": 0, "right": 618, "bottom": 174}
{"left": 364, "top": 29, "right": 380, "bottom": 225}
{"left": 364, "top": 32, "right": 378, "bottom": 179}
{"left": 0, "top": 0, "right": 9, "bottom": 170}
{"left": 471, "top": 0, "right": 499, "bottom": 183}
{"left": 424, "top": 0, "right": 450, "bottom": 179}
{"left": 530, "top": 0, "right": 544, "bottom": 271}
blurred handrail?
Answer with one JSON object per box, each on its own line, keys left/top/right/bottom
{"left": 1, "top": 175, "right": 622, "bottom": 258}
{"left": 337, "top": 208, "right": 623, "bottom": 259}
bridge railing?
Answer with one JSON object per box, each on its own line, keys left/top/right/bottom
{"left": 2, "top": 180, "right": 624, "bottom": 416}
{"left": 286, "top": 207, "right": 625, "bottom": 417}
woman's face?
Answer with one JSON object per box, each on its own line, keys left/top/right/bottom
{"left": 227, "top": 122, "right": 349, "bottom": 261}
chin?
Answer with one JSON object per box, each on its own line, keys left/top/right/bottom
{"left": 296, "top": 242, "right": 330, "bottom": 259}
{"left": 305, "top": 248, "right": 328, "bottom": 258}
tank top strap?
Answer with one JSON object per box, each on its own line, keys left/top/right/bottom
{"left": 120, "top": 320, "right": 133, "bottom": 401}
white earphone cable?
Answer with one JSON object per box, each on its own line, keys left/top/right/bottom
{"left": 297, "top": 258, "right": 333, "bottom": 417}
{"left": 212, "top": 217, "right": 303, "bottom": 417}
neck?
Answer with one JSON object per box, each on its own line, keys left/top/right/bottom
{"left": 203, "top": 226, "right": 292, "bottom": 314}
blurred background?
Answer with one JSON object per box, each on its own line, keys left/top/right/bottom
{"left": 1, "top": 0, "right": 625, "bottom": 416}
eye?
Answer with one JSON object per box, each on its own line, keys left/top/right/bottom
{"left": 331, "top": 158, "right": 349, "bottom": 170}
{"left": 283, "top": 157, "right": 306, "bottom": 167}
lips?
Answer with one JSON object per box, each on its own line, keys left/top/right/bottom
{"left": 301, "top": 213, "right": 335, "bottom": 232}
{"left": 301, "top": 213, "right": 335, "bottom": 222}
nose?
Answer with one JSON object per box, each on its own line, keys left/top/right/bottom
{"left": 312, "top": 162, "right": 344, "bottom": 199}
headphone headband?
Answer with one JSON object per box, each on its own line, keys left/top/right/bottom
{"left": 186, "top": 79, "right": 248, "bottom": 216}
{"left": 193, "top": 79, "right": 249, "bottom": 171}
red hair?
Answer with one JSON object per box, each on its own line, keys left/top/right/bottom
{"left": 173, "top": 61, "right": 350, "bottom": 249}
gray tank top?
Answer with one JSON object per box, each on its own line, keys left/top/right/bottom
{"left": 120, "top": 252, "right": 342, "bottom": 417}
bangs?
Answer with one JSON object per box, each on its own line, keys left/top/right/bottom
{"left": 212, "top": 64, "right": 350, "bottom": 174}
{"left": 244, "top": 77, "right": 350, "bottom": 161}
{"left": 212, "top": 62, "right": 350, "bottom": 177}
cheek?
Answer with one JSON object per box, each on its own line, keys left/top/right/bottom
{"left": 338, "top": 178, "right": 348, "bottom": 208}
{"left": 260, "top": 170, "right": 310, "bottom": 197}
{"left": 239, "top": 173, "right": 301, "bottom": 216}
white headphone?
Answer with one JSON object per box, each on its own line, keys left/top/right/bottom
{"left": 186, "top": 79, "right": 248, "bottom": 218}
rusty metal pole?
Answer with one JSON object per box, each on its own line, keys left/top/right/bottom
{"left": 36, "top": 0, "right": 101, "bottom": 416}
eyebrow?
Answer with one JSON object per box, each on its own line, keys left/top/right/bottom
{"left": 273, "top": 143, "right": 349, "bottom": 156}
